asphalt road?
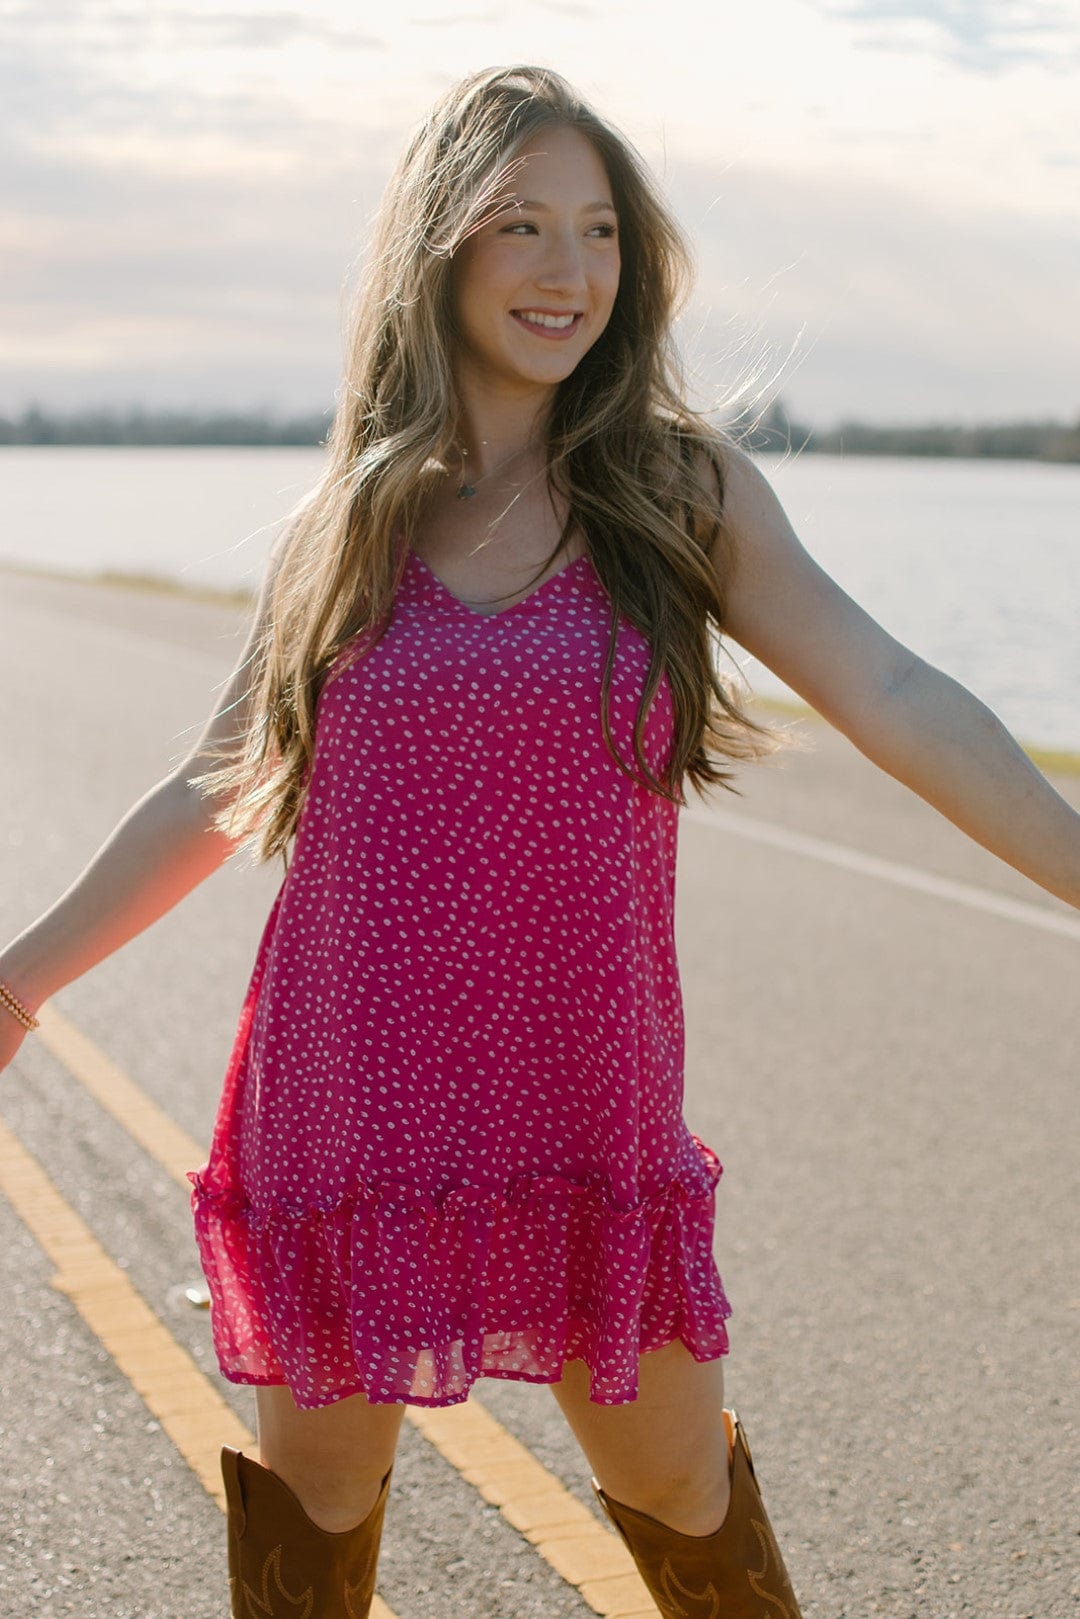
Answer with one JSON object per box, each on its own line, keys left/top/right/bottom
{"left": 2, "top": 566, "right": 1077, "bottom": 1618}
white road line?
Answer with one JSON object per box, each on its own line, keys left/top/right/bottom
{"left": 680, "top": 804, "right": 1080, "bottom": 941}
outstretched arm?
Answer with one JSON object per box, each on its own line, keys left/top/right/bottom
{"left": 710, "top": 442, "right": 1080, "bottom": 911}
{"left": 0, "top": 523, "right": 294, "bottom": 1027}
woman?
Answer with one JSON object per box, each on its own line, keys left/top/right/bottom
{"left": 2, "top": 64, "right": 1078, "bottom": 1619}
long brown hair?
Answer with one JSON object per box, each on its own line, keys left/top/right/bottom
{"left": 188, "top": 64, "right": 791, "bottom": 870}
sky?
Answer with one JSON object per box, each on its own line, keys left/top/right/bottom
{"left": 2, "top": 0, "right": 1078, "bottom": 429}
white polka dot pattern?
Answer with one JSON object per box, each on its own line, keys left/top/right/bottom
{"left": 187, "top": 545, "right": 732, "bottom": 1410}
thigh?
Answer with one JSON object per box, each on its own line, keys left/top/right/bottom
{"left": 549, "top": 1338, "right": 728, "bottom": 1515}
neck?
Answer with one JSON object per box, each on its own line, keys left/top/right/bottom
{"left": 451, "top": 376, "right": 554, "bottom": 481}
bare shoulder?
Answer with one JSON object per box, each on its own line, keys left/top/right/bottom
{"left": 690, "top": 439, "right": 920, "bottom": 739}
{"left": 689, "top": 435, "right": 836, "bottom": 614}
{"left": 687, "top": 437, "right": 787, "bottom": 566}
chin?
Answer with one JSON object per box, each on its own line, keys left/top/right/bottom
{"left": 509, "top": 347, "right": 581, "bottom": 377}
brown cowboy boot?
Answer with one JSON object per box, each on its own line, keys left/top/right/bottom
{"left": 221, "top": 1444, "right": 393, "bottom": 1619}
{"left": 591, "top": 1407, "right": 803, "bottom": 1619}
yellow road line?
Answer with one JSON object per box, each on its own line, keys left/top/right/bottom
{"left": 413, "top": 1400, "right": 657, "bottom": 1617}
{"left": 0, "top": 1110, "right": 399, "bottom": 1619}
{"left": 21, "top": 1000, "right": 658, "bottom": 1616}
{"left": 35, "top": 1001, "right": 207, "bottom": 1191}
{"left": 0, "top": 1110, "right": 250, "bottom": 1494}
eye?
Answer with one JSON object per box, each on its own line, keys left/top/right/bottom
{"left": 500, "top": 222, "right": 618, "bottom": 237}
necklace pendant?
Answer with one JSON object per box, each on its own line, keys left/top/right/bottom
{"left": 456, "top": 483, "right": 477, "bottom": 500}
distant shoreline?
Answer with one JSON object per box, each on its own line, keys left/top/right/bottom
{"left": 1, "top": 402, "right": 1079, "bottom": 461}
{"left": 5, "top": 556, "right": 1078, "bottom": 778}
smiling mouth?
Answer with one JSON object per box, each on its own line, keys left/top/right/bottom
{"left": 510, "top": 310, "right": 584, "bottom": 339}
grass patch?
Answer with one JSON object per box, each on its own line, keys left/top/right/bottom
{"left": 0, "top": 558, "right": 253, "bottom": 608}
{"left": 1019, "top": 744, "right": 1080, "bottom": 778}
{"left": 745, "top": 692, "right": 1080, "bottom": 777}
{"left": 91, "top": 568, "right": 253, "bottom": 608}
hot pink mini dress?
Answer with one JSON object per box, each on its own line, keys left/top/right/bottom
{"left": 187, "top": 542, "right": 732, "bottom": 1409}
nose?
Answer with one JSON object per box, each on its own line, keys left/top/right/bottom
{"left": 533, "top": 230, "right": 590, "bottom": 296}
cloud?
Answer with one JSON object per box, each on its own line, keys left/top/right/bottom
{"left": 0, "top": 2, "right": 385, "bottom": 56}
{"left": 5, "top": 143, "right": 1077, "bottom": 424}
{"left": 0, "top": 7, "right": 393, "bottom": 413}
{"left": 155, "top": 8, "right": 385, "bottom": 51}
{"left": 819, "top": 0, "right": 1080, "bottom": 74}
{"left": 0, "top": 0, "right": 391, "bottom": 202}
{"left": 408, "top": 8, "right": 506, "bottom": 25}
{"left": 528, "top": 0, "right": 606, "bottom": 14}
{"left": 672, "top": 155, "right": 1080, "bottom": 424}
{"left": 2, "top": 0, "right": 1076, "bottom": 421}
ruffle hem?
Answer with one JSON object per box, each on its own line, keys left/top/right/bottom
{"left": 186, "top": 1134, "right": 732, "bottom": 1410}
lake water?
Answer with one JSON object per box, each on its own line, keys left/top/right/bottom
{"left": 2, "top": 445, "right": 1078, "bottom": 752}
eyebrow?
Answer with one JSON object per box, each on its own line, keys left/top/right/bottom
{"left": 509, "top": 199, "right": 618, "bottom": 215}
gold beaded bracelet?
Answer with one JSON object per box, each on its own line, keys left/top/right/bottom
{"left": 0, "top": 978, "right": 39, "bottom": 1031}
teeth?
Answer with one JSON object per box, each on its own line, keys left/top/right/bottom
{"left": 517, "top": 310, "right": 577, "bottom": 329}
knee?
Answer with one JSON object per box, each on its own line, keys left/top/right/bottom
{"left": 254, "top": 1383, "right": 402, "bottom": 1527}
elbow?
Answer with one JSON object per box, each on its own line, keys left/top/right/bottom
{"left": 883, "top": 650, "right": 923, "bottom": 700}
{"left": 168, "top": 770, "right": 232, "bottom": 839}
{"left": 167, "top": 774, "right": 245, "bottom": 876}
{"left": 818, "top": 651, "right": 925, "bottom": 757}
{"left": 839, "top": 653, "right": 931, "bottom": 776}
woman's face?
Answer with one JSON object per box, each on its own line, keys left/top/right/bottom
{"left": 450, "top": 124, "right": 621, "bottom": 398}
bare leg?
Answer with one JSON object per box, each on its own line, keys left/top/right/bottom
{"left": 549, "top": 1338, "right": 732, "bottom": 1535}
{"left": 255, "top": 1384, "right": 405, "bottom": 1533}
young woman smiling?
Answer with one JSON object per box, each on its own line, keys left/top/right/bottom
{"left": 2, "top": 63, "right": 1078, "bottom": 1619}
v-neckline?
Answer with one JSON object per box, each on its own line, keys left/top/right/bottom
{"left": 408, "top": 548, "right": 592, "bottom": 620}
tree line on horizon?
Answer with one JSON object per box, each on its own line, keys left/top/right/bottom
{"left": 0, "top": 398, "right": 1077, "bottom": 461}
